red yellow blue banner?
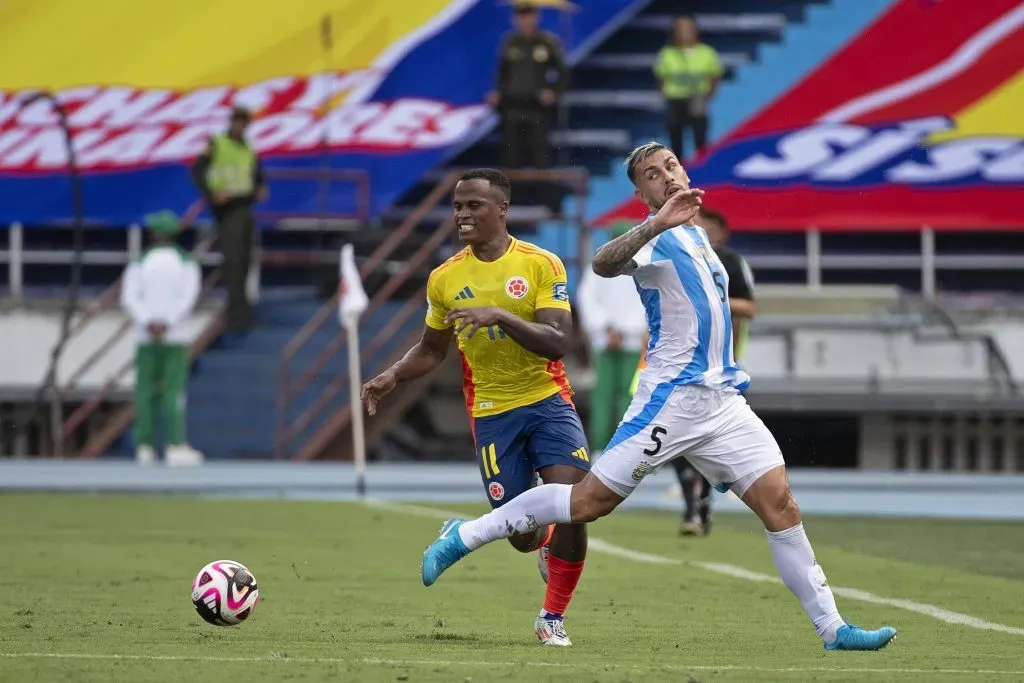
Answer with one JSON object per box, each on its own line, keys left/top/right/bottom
{"left": 597, "top": 0, "right": 1024, "bottom": 230}
{"left": 0, "top": 0, "right": 636, "bottom": 224}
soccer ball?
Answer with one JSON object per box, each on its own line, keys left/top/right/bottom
{"left": 191, "top": 560, "right": 260, "bottom": 626}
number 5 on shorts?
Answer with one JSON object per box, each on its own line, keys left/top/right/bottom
{"left": 643, "top": 426, "right": 667, "bottom": 456}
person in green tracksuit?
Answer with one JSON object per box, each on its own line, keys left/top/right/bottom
{"left": 120, "top": 211, "right": 204, "bottom": 466}
{"left": 577, "top": 224, "right": 648, "bottom": 453}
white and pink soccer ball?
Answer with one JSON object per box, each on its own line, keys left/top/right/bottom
{"left": 191, "top": 560, "right": 260, "bottom": 626}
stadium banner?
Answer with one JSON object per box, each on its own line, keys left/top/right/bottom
{"left": 596, "top": 0, "right": 1024, "bottom": 231}
{"left": 0, "top": 0, "right": 637, "bottom": 226}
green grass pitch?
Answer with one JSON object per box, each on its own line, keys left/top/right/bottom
{"left": 1, "top": 492, "right": 1023, "bottom": 682}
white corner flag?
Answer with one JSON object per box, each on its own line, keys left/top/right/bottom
{"left": 339, "top": 243, "right": 369, "bottom": 496}
{"left": 339, "top": 244, "right": 369, "bottom": 325}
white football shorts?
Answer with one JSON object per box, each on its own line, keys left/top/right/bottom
{"left": 592, "top": 382, "right": 785, "bottom": 499}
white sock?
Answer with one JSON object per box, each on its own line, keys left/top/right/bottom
{"left": 765, "top": 523, "right": 845, "bottom": 643}
{"left": 458, "top": 483, "right": 573, "bottom": 550}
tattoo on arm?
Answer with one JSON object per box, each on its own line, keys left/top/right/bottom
{"left": 591, "top": 218, "right": 663, "bottom": 278}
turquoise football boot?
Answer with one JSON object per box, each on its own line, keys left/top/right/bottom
{"left": 825, "top": 624, "right": 897, "bottom": 651}
{"left": 421, "top": 518, "right": 471, "bottom": 587}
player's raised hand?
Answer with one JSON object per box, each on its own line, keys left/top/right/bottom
{"left": 446, "top": 306, "right": 503, "bottom": 339}
{"left": 361, "top": 370, "right": 397, "bottom": 416}
{"left": 652, "top": 187, "right": 705, "bottom": 230}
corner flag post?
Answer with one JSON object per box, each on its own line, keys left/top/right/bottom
{"left": 338, "top": 244, "right": 369, "bottom": 496}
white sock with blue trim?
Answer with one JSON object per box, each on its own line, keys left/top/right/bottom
{"left": 458, "top": 483, "right": 573, "bottom": 551}
{"left": 766, "top": 523, "right": 844, "bottom": 643}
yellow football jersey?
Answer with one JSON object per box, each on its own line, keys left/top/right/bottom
{"left": 425, "top": 237, "right": 574, "bottom": 418}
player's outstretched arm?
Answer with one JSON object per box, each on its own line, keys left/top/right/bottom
{"left": 591, "top": 188, "right": 705, "bottom": 278}
{"left": 361, "top": 325, "right": 453, "bottom": 416}
{"left": 591, "top": 218, "right": 666, "bottom": 278}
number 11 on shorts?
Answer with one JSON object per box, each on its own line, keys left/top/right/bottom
{"left": 481, "top": 443, "right": 500, "bottom": 478}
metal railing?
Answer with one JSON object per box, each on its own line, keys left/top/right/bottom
{"left": 35, "top": 166, "right": 371, "bottom": 456}
{"left": 56, "top": 200, "right": 209, "bottom": 393}
{"left": 2, "top": 168, "right": 372, "bottom": 299}
{"left": 11, "top": 223, "right": 1024, "bottom": 301}
{"left": 249, "top": 167, "right": 371, "bottom": 225}
{"left": 62, "top": 268, "right": 224, "bottom": 445}
{"left": 77, "top": 313, "right": 228, "bottom": 459}
{"left": 50, "top": 199, "right": 208, "bottom": 451}
{"left": 275, "top": 167, "right": 592, "bottom": 460}
{"left": 289, "top": 286, "right": 430, "bottom": 461}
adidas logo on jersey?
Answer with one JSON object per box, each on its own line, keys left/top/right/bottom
{"left": 454, "top": 286, "right": 475, "bottom": 300}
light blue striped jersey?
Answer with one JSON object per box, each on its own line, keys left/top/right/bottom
{"left": 632, "top": 223, "right": 750, "bottom": 392}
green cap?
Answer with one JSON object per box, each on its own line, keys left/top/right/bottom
{"left": 609, "top": 221, "right": 633, "bottom": 238}
{"left": 144, "top": 210, "right": 181, "bottom": 237}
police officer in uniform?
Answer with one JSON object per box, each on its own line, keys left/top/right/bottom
{"left": 488, "top": 2, "right": 569, "bottom": 171}
{"left": 190, "top": 106, "right": 268, "bottom": 332}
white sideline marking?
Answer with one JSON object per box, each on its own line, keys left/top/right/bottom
{"left": 367, "top": 500, "right": 1024, "bottom": 637}
{"left": 363, "top": 499, "right": 463, "bottom": 520}
{"left": 1, "top": 652, "right": 1023, "bottom": 677}
{"left": 587, "top": 537, "right": 679, "bottom": 565}
{"left": 695, "top": 562, "right": 1024, "bottom": 637}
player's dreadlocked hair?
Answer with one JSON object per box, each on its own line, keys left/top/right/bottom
{"left": 458, "top": 168, "right": 512, "bottom": 202}
{"left": 624, "top": 142, "right": 671, "bottom": 185}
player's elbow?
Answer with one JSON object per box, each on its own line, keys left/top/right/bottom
{"left": 590, "top": 256, "right": 618, "bottom": 279}
{"left": 412, "top": 341, "right": 448, "bottom": 371}
{"left": 541, "top": 347, "right": 565, "bottom": 362}
{"left": 424, "top": 345, "right": 449, "bottom": 367}
{"left": 543, "top": 332, "right": 570, "bottom": 361}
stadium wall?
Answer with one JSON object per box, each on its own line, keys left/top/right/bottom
{"left": 0, "top": 308, "right": 216, "bottom": 395}
{"left": 1, "top": 460, "right": 1021, "bottom": 521}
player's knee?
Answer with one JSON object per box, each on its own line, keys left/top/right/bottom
{"left": 743, "top": 466, "right": 802, "bottom": 532}
{"left": 572, "top": 498, "right": 606, "bottom": 523}
{"left": 570, "top": 480, "right": 620, "bottom": 523}
{"left": 773, "top": 487, "right": 801, "bottom": 528}
{"left": 756, "top": 484, "right": 801, "bottom": 532}
{"left": 507, "top": 526, "right": 548, "bottom": 553}
{"left": 507, "top": 535, "right": 532, "bottom": 553}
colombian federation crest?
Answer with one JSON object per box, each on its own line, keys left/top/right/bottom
{"left": 505, "top": 276, "right": 529, "bottom": 299}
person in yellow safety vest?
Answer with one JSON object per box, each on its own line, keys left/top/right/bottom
{"left": 654, "top": 15, "right": 723, "bottom": 162}
{"left": 190, "top": 106, "right": 268, "bottom": 333}
{"left": 629, "top": 207, "right": 756, "bottom": 537}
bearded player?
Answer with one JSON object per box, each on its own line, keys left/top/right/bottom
{"left": 418, "top": 146, "right": 897, "bottom": 652}
{"left": 361, "top": 168, "right": 589, "bottom": 647}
